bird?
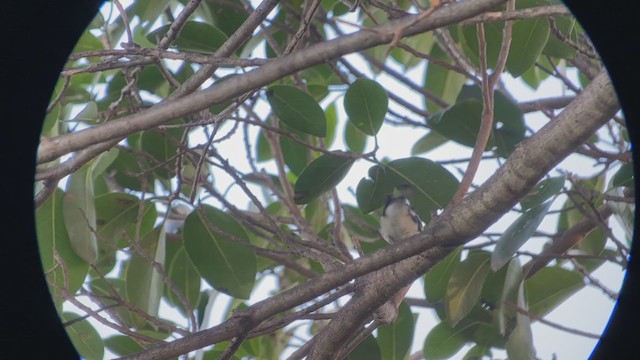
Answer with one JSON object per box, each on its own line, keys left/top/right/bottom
{"left": 371, "top": 195, "right": 423, "bottom": 324}
{"left": 379, "top": 196, "right": 423, "bottom": 243}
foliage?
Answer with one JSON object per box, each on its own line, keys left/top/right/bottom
{"left": 34, "top": 0, "right": 630, "bottom": 359}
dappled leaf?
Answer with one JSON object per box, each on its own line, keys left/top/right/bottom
{"left": 344, "top": 78, "right": 388, "bottom": 135}
{"left": 294, "top": 151, "right": 356, "bottom": 204}
{"left": 491, "top": 199, "right": 554, "bottom": 271}
{"left": 267, "top": 85, "right": 327, "bottom": 137}
{"left": 183, "top": 205, "right": 256, "bottom": 299}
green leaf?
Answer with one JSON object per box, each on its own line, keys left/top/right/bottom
{"left": 183, "top": 205, "right": 257, "bottom": 299}
{"left": 104, "top": 335, "right": 143, "bottom": 356}
{"left": 608, "top": 187, "right": 634, "bottom": 242}
{"left": 140, "top": 124, "right": 185, "bottom": 179}
{"left": 423, "top": 322, "right": 468, "bottom": 360}
{"left": 325, "top": 103, "right": 339, "bottom": 147}
{"left": 126, "top": 227, "right": 166, "bottom": 328}
{"left": 72, "top": 31, "right": 104, "bottom": 53}
{"left": 95, "top": 192, "right": 157, "bottom": 247}
{"left": 90, "top": 148, "right": 119, "bottom": 180}
{"left": 506, "top": 16, "right": 550, "bottom": 77}
{"left": 348, "top": 334, "right": 381, "bottom": 360}
{"left": 461, "top": 21, "right": 505, "bottom": 70}
{"left": 345, "top": 119, "right": 368, "bottom": 153}
{"left": 342, "top": 205, "right": 382, "bottom": 241}
{"left": 428, "top": 99, "right": 486, "bottom": 148}
{"left": 424, "top": 44, "right": 466, "bottom": 112}
{"left": 133, "top": 0, "right": 171, "bottom": 28}
{"left": 356, "top": 165, "right": 394, "bottom": 214}
{"left": 497, "top": 258, "right": 523, "bottom": 335}
{"left": 167, "top": 247, "right": 201, "bottom": 316}
{"left": 255, "top": 128, "right": 273, "bottom": 162}
{"left": 382, "top": 157, "right": 459, "bottom": 221}
{"left": 61, "top": 312, "right": 104, "bottom": 360}
{"left": 267, "top": 85, "right": 327, "bottom": 137}
{"left": 411, "top": 130, "right": 448, "bottom": 155}
{"left": 106, "top": 141, "right": 154, "bottom": 192}
{"left": 199, "top": 0, "right": 249, "bottom": 38}
{"left": 520, "top": 176, "right": 565, "bottom": 210}
{"left": 424, "top": 247, "right": 462, "bottom": 304}
{"left": 294, "top": 151, "right": 356, "bottom": 204}
{"left": 344, "top": 78, "right": 388, "bottom": 135}
{"left": 279, "top": 133, "right": 309, "bottom": 176}
{"left": 146, "top": 21, "right": 229, "bottom": 54}
{"left": 456, "top": 84, "right": 525, "bottom": 157}
{"left": 491, "top": 199, "right": 554, "bottom": 271}
{"left": 446, "top": 251, "right": 491, "bottom": 326}
{"left": 505, "top": 282, "right": 536, "bottom": 360}
{"left": 542, "top": 16, "right": 578, "bottom": 59}
{"left": 525, "top": 267, "right": 585, "bottom": 316}
{"left": 462, "top": 345, "right": 492, "bottom": 360}
{"left": 36, "top": 189, "right": 89, "bottom": 309}
{"left": 70, "top": 101, "right": 98, "bottom": 123}
{"left": 88, "top": 278, "right": 135, "bottom": 327}
{"left": 611, "top": 163, "right": 634, "bottom": 188}
{"left": 377, "top": 301, "right": 414, "bottom": 360}
{"left": 391, "top": 31, "right": 435, "bottom": 70}
{"left": 63, "top": 163, "right": 98, "bottom": 264}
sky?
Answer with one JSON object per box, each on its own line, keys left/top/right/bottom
{"left": 58, "top": 1, "right": 628, "bottom": 359}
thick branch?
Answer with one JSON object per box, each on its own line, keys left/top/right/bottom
{"left": 304, "top": 70, "right": 619, "bottom": 358}
{"left": 119, "top": 70, "right": 618, "bottom": 360}
{"left": 38, "top": 0, "right": 507, "bottom": 165}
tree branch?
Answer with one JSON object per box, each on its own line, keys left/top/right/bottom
{"left": 118, "top": 70, "right": 618, "bottom": 360}
{"left": 38, "top": 0, "right": 507, "bottom": 165}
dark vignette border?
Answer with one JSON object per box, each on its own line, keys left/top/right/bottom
{"left": 0, "top": 0, "right": 636, "bottom": 359}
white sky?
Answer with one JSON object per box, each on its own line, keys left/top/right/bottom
{"left": 59, "top": 1, "right": 628, "bottom": 359}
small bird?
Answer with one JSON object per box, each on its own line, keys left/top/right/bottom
{"left": 379, "top": 196, "right": 423, "bottom": 243}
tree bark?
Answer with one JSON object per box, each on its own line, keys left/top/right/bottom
{"left": 119, "top": 69, "right": 618, "bottom": 360}
{"left": 37, "top": 0, "right": 507, "bottom": 165}
{"left": 305, "top": 70, "right": 620, "bottom": 359}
